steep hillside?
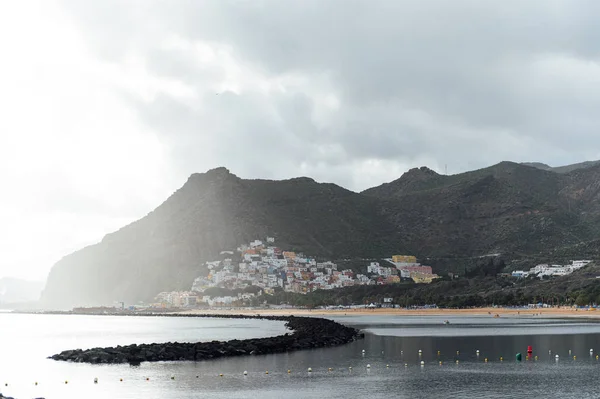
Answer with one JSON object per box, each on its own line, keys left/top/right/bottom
{"left": 41, "top": 162, "right": 600, "bottom": 309}
{"left": 41, "top": 168, "right": 397, "bottom": 308}
{"left": 363, "top": 162, "right": 598, "bottom": 261}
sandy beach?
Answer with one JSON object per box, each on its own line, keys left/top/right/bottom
{"left": 179, "top": 307, "right": 600, "bottom": 318}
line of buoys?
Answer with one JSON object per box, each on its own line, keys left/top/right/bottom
{"left": 17, "top": 354, "right": 596, "bottom": 389}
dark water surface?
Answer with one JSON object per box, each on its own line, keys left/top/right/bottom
{"left": 2, "top": 313, "right": 600, "bottom": 398}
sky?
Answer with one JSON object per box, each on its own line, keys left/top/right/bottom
{"left": 1, "top": 0, "right": 600, "bottom": 281}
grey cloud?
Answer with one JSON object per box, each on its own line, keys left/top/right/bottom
{"left": 60, "top": 0, "right": 600, "bottom": 190}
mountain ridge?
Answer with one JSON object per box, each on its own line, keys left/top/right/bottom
{"left": 41, "top": 160, "right": 600, "bottom": 309}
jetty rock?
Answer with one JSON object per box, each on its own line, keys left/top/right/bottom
{"left": 49, "top": 314, "right": 363, "bottom": 364}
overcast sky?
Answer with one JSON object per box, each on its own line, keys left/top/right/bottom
{"left": 1, "top": 1, "right": 600, "bottom": 281}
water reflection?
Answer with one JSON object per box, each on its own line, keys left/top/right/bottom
{"left": 3, "top": 314, "right": 600, "bottom": 399}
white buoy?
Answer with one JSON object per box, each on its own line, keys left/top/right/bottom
{"left": 569, "top": 350, "right": 572, "bottom": 355}
{"left": 549, "top": 350, "right": 552, "bottom": 354}
{"left": 243, "top": 371, "right": 248, "bottom": 376}
{"left": 555, "top": 354, "right": 559, "bottom": 359}
{"left": 420, "top": 361, "right": 425, "bottom": 366}
{"left": 476, "top": 350, "right": 480, "bottom": 354}
{"left": 308, "top": 367, "right": 312, "bottom": 372}
{"left": 362, "top": 349, "right": 365, "bottom": 353}
{"left": 366, "top": 364, "right": 371, "bottom": 369}
{"left": 94, "top": 378, "right": 98, "bottom": 384}
{"left": 590, "top": 349, "right": 594, "bottom": 353}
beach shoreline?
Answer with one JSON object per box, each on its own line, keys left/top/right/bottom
{"left": 178, "top": 307, "right": 600, "bottom": 319}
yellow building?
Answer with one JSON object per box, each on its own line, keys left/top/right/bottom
{"left": 392, "top": 255, "right": 417, "bottom": 263}
{"left": 283, "top": 251, "right": 296, "bottom": 259}
{"left": 410, "top": 272, "right": 439, "bottom": 284}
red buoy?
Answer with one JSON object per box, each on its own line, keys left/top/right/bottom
{"left": 527, "top": 346, "right": 533, "bottom": 355}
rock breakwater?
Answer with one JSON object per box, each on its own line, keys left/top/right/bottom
{"left": 49, "top": 314, "right": 363, "bottom": 364}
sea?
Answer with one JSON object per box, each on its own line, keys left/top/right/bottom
{"left": 2, "top": 312, "right": 600, "bottom": 398}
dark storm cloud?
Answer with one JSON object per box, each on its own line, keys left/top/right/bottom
{"left": 61, "top": 0, "right": 600, "bottom": 189}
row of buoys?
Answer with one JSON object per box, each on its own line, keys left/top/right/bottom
{"left": 386, "top": 347, "right": 597, "bottom": 359}
{"left": 7, "top": 351, "right": 600, "bottom": 389}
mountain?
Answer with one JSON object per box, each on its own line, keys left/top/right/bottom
{"left": 522, "top": 160, "right": 600, "bottom": 174}
{"left": 41, "top": 162, "right": 600, "bottom": 309}
{"left": 0, "top": 278, "right": 44, "bottom": 304}
{"left": 363, "top": 161, "right": 600, "bottom": 257}
{"left": 41, "top": 168, "right": 398, "bottom": 308}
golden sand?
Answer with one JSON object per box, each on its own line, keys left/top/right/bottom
{"left": 179, "top": 307, "right": 600, "bottom": 318}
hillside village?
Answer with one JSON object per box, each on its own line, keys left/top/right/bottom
{"left": 152, "top": 237, "right": 595, "bottom": 308}
{"left": 511, "top": 260, "right": 592, "bottom": 279}
{"left": 154, "top": 237, "right": 438, "bottom": 307}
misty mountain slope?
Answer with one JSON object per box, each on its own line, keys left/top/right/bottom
{"left": 41, "top": 168, "right": 399, "bottom": 308}
{"left": 41, "top": 163, "right": 600, "bottom": 309}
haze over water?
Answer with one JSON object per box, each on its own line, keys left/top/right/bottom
{"left": 2, "top": 313, "right": 600, "bottom": 398}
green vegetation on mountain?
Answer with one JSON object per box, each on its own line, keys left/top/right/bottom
{"left": 266, "top": 262, "right": 600, "bottom": 308}
{"left": 41, "top": 161, "right": 600, "bottom": 308}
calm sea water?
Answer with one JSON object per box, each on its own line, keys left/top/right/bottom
{"left": 2, "top": 313, "right": 600, "bottom": 398}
